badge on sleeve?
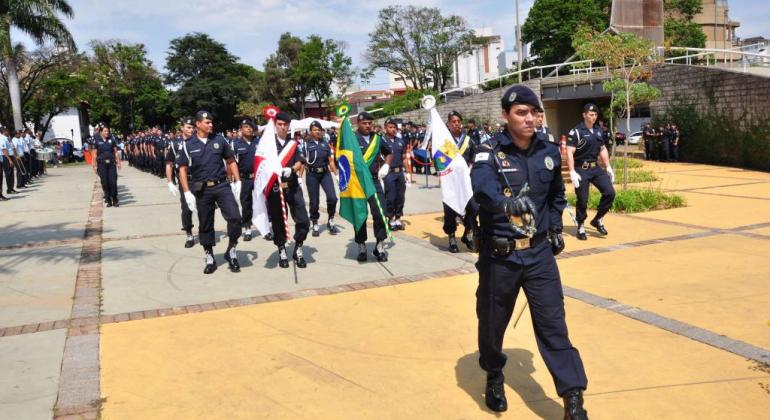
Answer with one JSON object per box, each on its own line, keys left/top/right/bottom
{"left": 544, "top": 156, "right": 554, "bottom": 170}
{"left": 213, "top": 143, "right": 220, "bottom": 149}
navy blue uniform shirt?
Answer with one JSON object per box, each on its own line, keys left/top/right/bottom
{"left": 175, "top": 133, "right": 234, "bottom": 182}
{"left": 304, "top": 138, "right": 333, "bottom": 169}
{"left": 471, "top": 129, "right": 566, "bottom": 264}
{"left": 382, "top": 135, "right": 406, "bottom": 167}
{"left": 233, "top": 136, "right": 259, "bottom": 175}
{"left": 95, "top": 136, "right": 117, "bottom": 161}
{"left": 356, "top": 132, "right": 392, "bottom": 177}
{"left": 567, "top": 122, "right": 604, "bottom": 163}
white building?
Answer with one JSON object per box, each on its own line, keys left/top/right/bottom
{"left": 450, "top": 27, "right": 505, "bottom": 90}
{"left": 41, "top": 107, "right": 85, "bottom": 149}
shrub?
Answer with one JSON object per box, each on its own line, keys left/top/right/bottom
{"left": 567, "top": 187, "right": 686, "bottom": 213}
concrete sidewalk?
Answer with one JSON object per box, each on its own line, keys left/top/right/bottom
{"left": 1, "top": 160, "right": 769, "bottom": 419}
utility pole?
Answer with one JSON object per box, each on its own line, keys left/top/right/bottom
{"left": 515, "top": 0, "right": 523, "bottom": 83}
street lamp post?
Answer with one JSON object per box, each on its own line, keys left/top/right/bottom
{"left": 515, "top": 0, "right": 523, "bottom": 83}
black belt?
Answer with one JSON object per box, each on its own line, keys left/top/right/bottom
{"left": 482, "top": 234, "right": 547, "bottom": 256}
{"left": 309, "top": 167, "right": 328, "bottom": 174}
{"left": 239, "top": 172, "right": 255, "bottom": 179}
{"left": 203, "top": 178, "right": 227, "bottom": 187}
{"left": 99, "top": 159, "right": 114, "bottom": 164}
{"left": 390, "top": 167, "right": 403, "bottom": 173}
{"left": 577, "top": 161, "right": 598, "bottom": 170}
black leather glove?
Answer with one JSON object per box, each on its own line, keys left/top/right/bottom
{"left": 503, "top": 196, "right": 537, "bottom": 219}
{"left": 549, "top": 230, "right": 565, "bottom": 255}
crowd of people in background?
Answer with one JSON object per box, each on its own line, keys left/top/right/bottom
{"left": 0, "top": 127, "right": 49, "bottom": 200}
{"left": 642, "top": 122, "right": 681, "bottom": 162}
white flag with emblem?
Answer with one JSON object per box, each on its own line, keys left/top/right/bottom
{"left": 251, "top": 119, "right": 282, "bottom": 236}
{"left": 429, "top": 107, "right": 473, "bottom": 216}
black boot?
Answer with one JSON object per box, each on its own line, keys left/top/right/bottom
{"left": 243, "top": 229, "right": 252, "bottom": 242}
{"left": 373, "top": 241, "right": 388, "bottom": 262}
{"left": 184, "top": 233, "right": 195, "bottom": 248}
{"left": 311, "top": 222, "right": 320, "bottom": 237}
{"left": 203, "top": 252, "right": 217, "bottom": 274}
{"left": 327, "top": 219, "right": 338, "bottom": 235}
{"left": 224, "top": 246, "right": 240, "bottom": 273}
{"left": 293, "top": 242, "right": 307, "bottom": 268}
{"left": 264, "top": 232, "right": 274, "bottom": 241}
{"left": 356, "top": 243, "right": 367, "bottom": 262}
{"left": 563, "top": 389, "right": 588, "bottom": 420}
{"left": 576, "top": 224, "right": 587, "bottom": 241}
{"left": 485, "top": 372, "right": 507, "bottom": 412}
{"left": 278, "top": 246, "right": 289, "bottom": 268}
{"left": 590, "top": 218, "right": 608, "bottom": 235}
{"left": 448, "top": 234, "right": 459, "bottom": 253}
{"left": 460, "top": 230, "right": 474, "bottom": 251}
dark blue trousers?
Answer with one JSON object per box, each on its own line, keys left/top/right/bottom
{"left": 195, "top": 182, "right": 241, "bottom": 248}
{"left": 97, "top": 161, "right": 118, "bottom": 203}
{"left": 442, "top": 199, "right": 479, "bottom": 236}
{"left": 354, "top": 178, "right": 387, "bottom": 244}
{"left": 384, "top": 171, "right": 406, "bottom": 219}
{"left": 306, "top": 171, "right": 337, "bottom": 222}
{"left": 267, "top": 183, "right": 309, "bottom": 246}
{"left": 476, "top": 244, "right": 588, "bottom": 396}
{"left": 239, "top": 178, "right": 254, "bottom": 227}
{"left": 574, "top": 166, "right": 615, "bottom": 223}
{"left": 176, "top": 181, "right": 193, "bottom": 233}
{"left": 2, "top": 159, "right": 13, "bottom": 193}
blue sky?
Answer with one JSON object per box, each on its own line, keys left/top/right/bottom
{"left": 12, "top": 0, "right": 770, "bottom": 88}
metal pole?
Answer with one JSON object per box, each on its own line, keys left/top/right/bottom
{"left": 515, "top": 0, "right": 523, "bottom": 83}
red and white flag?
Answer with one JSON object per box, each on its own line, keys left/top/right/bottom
{"left": 252, "top": 119, "right": 282, "bottom": 236}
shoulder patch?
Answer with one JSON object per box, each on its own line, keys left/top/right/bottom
{"left": 474, "top": 152, "right": 490, "bottom": 162}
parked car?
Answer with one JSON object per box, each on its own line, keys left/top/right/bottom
{"left": 627, "top": 131, "right": 643, "bottom": 145}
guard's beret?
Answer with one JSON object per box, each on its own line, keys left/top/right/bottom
{"left": 447, "top": 110, "right": 463, "bottom": 121}
{"left": 275, "top": 111, "right": 291, "bottom": 123}
{"left": 181, "top": 117, "right": 194, "bottom": 126}
{"left": 501, "top": 85, "right": 543, "bottom": 112}
{"left": 358, "top": 112, "right": 374, "bottom": 121}
{"left": 240, "top": 118, "right": 256, "bottom": 128}
{"left": 583, "top": 103, "right": 599, "bottom": 113}
{"left": 384, "top": 118, "right": 397, "bottom": 126}
{"left": 195, "top": 110, "right": 213, "bottom": 121}
{"left": 309, "top": 121, "right": 322, "bottom": 130}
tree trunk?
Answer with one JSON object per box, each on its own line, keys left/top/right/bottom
{"left": 0, "top": 22, "right": 23, "bottom": 130}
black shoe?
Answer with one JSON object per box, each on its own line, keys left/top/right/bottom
{"left": 293, "top": 243, "right": 307, "bottom": 268}
{"left": 356, "top": 243, "right": 367, "bottom": 262}
{"left": 327, "top": 220, "right": 338, "bottom": 235}
{"left": 485, "top": 373, "right": 507, "bottom": 412}
{"left": 106, "top": 201, "right": 113, "bottom": 207}
{"left": 7, "top": 190, "right": 18, "bottom": 194}
{"left": 264, "top": 232, "right": 274, "bottom": 241}
{"left": 113, "top": 201, "right": 119, "bottom": 207}
{"left": 563, "top": 389, "right": 588, "bottom": 420}
{"left": 311, "top": 223, "right": 320, "bottom": 237}
{"left": 184, "top": 234, "right": 195, "bottom": 248}
{"left": 448, "top": 235, "right": 459, "bottom": 253}
{"left": 224, "top": 249, "right": 240, "bottom": 273}
{"left": 590, "top": 219, "right": 608, "bottom": 235}
{"left": 278, "top": 246, "right": 290, "bottom": 268}
{"left": 373, "top": 242, "right": 388, "bottom": 262}
{"left": 243, "top": 231, "right": 252, "bottom": 242}
{"left": 461, "top": 234, "right": 474, "bottom": 251}
{"left": 0, "top": 195, "right": 8, "bottom": 201}
{"left": 203, "top": 254, "right": 217, "bottom": 274}
{"left": 576, "top": 225, "right": 587, "bottom": 241}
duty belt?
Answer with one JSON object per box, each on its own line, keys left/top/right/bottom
{"left": 310, "top": 167, "right": 327, "bottom": 174}
{"left": 239, "top": 172, "right": 255, "bottom": 179}
{"left": 578, "top": 161, "right": 598, "bottom": 170}
{"left": 204, "top": 178, "right": 227, "bottom": 187}
{"left": 390, "top": 167, "right": 403, "bottom": 173}
{"left": 100, "top": 159, "right": 113, "bottom": 164}
{"left": 483, "top": 234, "right": 546, "bottom": 256}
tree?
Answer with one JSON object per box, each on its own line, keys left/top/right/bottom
{"left": 664, "top": 0, "right": 706, "bottom": 49}
{"left": 601, "top": 78, "right": 660, "bottom": 158}
{"left": 299, "top": 35, "right": 352, "bottom": 118}
{"left": 83, "top": 41, "right": 169, "bottom": 133}
{"left": 522, "top": 0, "right": 610, "bottom": 65}
{"left": 573, "top": 28, "right": 660, "bottom": 190}
{"left": 0, "top": 0, "right": 75, "bottom": 130}
{"left": 365, "top": 5, "right": 477, "bottom": 92}
{"left": 166, "top": 33, "right": 254, "bottom": 130}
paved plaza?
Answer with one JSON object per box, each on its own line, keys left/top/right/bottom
{"left": 1, "top": 161, "right": 769, "bottom": 419}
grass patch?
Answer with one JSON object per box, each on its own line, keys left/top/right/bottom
{"left": 567, "top": 187, "right": 686, "bottom": 213}
{"left": 614, "top": 169, "right": 659, "bottom": 184}
{"left": 611, "top": 157, "right": 644, "bottom": 170}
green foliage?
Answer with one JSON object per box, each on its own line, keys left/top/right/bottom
{"left": 656, "top": 96, "right": 770, "bottom": 171}
{"left": 365, "top": 5, "right": 477, "bottom": 92}
{"left": 665, "top": 0, "right": 704, "bottom": 21}
{"left": 522, "top": 0, "right": 610, "bottom": 65}
{"left": 665, "top": 19, "right": 707, "bottom": 49}
{"left": 24, "top": 50, "right": 88, "bottom": 134}
{"left": 602, "top": 79, "right": 660, "bottom": 132}
{"left": 165, "top": 33, "right": 254, "bottom": 130}
{"left": 380, "top": 89, "right": 438, "bottom": 116}
{"left": 610, "top": 157, "right": 644, "bottom": 170}
{"left": 567, "top": 187, "right": 686, "bottom": 213}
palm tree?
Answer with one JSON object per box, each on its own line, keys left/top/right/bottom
{"left": 0, "top": 0, "right": 75, "bottom": 130}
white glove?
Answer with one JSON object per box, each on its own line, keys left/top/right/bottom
{"left": 569, "top": 170, "right": 581, "bottom": 188}
{"left": 378, "top": 163, "right": 390, "bottom": 180}
{"left": 281, "top": 167, "right": 293, "bottom": 178}
{"left": 184, "top": 191, "right": 197, "bottom": 212}
{"left": 606, "top": 166, "right": 615, "bottom": 183}
{"left": 167, "top": 182, "right": 178, "bottom": 198}
{"left": 231, "top": 180, "right": 241, "bottom": 199}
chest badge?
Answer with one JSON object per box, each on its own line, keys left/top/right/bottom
{"left": 503, "top": 187, "right": 512, "bottom": 197}
{"left": 501, "top": 159, "right": 511, "bottom": 168}
{"left": 544, "top": 156, "right": 554, "bottom": 170}
{"left": 213, "top": 143, "right": 220, "bottom": 150}
{"left": 496, "top": 151, "right": 506, "bottom": 159}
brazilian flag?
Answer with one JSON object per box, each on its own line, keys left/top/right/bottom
{"left": 336, "top": 109, "right": 377, "bottom": 232}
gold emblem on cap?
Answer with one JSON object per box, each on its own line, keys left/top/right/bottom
{"left": 503, "top": 187, "right": 512, "bottom": 197}
{"left": 497, "top": 151, "right": 506, "bottom": 159}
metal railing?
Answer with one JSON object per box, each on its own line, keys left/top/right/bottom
{"left": 658, "top": 46, "right": 770, "bottom": 72}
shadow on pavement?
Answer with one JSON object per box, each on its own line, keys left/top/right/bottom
{"left": 0, "top": 222, "right": 92, "bottom": 249}
{"left": 455, "top": 350, "right": 564, "bottom": 418}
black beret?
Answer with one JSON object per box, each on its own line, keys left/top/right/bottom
{"left": 309, "top": 121, "right": 322, "bottom": 130}
{"left": 275, "top": 111, "right": 291, "bottom": 123}
{"left": 501, "top": 85, "right": 542, "bottom": 112}
{"left": 384, "top": 118, "right": 397, "bottom": 126}
{"left": 447, "top": 110, "right": 463, "bottom": 121}
{"left": 583, "top": 103, "right": 599, "bottom": 113}
{"left": 240, "top": 118, "right": 256, "bottom": 128}
{"left": 181, "top": 117, "right": 194, "bottom": 126}
{"left": 195, "top": 110, "right": 213, "bottom": 121}
{"left": 358, "top": 112, "right": 374, "bottom": 121}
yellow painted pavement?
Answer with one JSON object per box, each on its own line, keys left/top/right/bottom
{"left": 101, "top": 274, "right": 770, "bottom": 420}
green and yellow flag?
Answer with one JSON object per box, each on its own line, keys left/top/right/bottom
{"left": 336, "top": 105, "right": 377, "bottom": 232}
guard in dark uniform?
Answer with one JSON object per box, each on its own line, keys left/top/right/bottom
{"left": 642, "top": 123, "right": 655, "bottom": 160}
{"left": 165, "top": 118, "right": 195, "bottom": 248}
{"left": 177, "top": 111, "right": 242, "bottom": 274}
{"left": 304, "top": 120, "right": 339, "bottom": 237}
{"left": 567, "top": 104, "right": 615, "bottom": 240}
{"left": 534, "top": 110, "right": 556, "bottom": 146}
{"left": 660, "top": 123, "right": 672, "bottom": 162}
{"left": 382, "top": 118, "right": 408, "bottom": 231}
{"left": 471, "top": 85, "right": 588, "bottom": 418}
{"left": 92, "top": 125, "right": 121, "bottom": 207}
{"left": 355, "top": 112, "right": 392, "bottom": 262}
{"left": 443, "top": 111, "right": 478, "bottom": 253}
{"left": 233, "top": 118, "right": 260, "bottom": 241}
{"left": 266, "top": 112, "right": 310, "bottom": 268}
